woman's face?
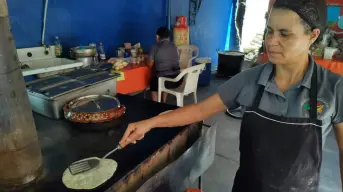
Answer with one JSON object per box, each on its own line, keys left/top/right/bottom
{"left": 265, "top": 8, "right": 319, "bottom": 65}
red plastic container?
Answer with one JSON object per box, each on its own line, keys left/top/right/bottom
{"left": 176, "top": 16, "right": 187, "bottom": 27}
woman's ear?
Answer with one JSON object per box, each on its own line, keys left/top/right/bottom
{"left": 310, "top": 28, "right": 321, "bottom": 43}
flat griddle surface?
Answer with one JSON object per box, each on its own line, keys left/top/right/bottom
{"left": 28, "top": 95, "right": 185, "bottom": 192}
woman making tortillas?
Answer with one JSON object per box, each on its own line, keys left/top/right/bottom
{"left": 120, "top": 0, "right": 343, "bottom": 191}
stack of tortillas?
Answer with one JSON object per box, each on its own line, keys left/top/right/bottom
{"left": 62, "top": 157, "right": 118, "bottom": 190}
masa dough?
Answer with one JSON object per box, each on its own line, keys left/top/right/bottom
{"left": 62, "top": 157, "right": 118, "bottom": 190}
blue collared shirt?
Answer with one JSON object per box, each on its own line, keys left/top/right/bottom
{"left": 218, "top": 57, "right": 343, "bottom": 145}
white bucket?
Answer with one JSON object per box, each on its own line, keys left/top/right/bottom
{"left": 323, "top": 47, "right": 338, "bottom": 60}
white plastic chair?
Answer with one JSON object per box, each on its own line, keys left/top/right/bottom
{"left": 158, "top": 63, "right": 206, "bottom": 107}
{"left": 177, "top": 45, "right": 199, "bottom": 70}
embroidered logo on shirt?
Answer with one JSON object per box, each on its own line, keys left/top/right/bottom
{"left": 302, "top": 98, "right": 329, "bottom": 118}
{"left": 303, "top": 102, "right": 325, "bottom": 113}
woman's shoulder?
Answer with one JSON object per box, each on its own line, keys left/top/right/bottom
{"left": 316, "top": 63, "right": 343, "bottom": 125}
{"left": 217, "top": 63, "right": 267, "bottom": 109}
{"left": 316, "top": 63, "right": 343, "bottom": 90}
{"left": 231, "top": 63, "right": 267, "bottom": 83}
{"left": 217, "top": 63, "right": 267, "bottom": 94}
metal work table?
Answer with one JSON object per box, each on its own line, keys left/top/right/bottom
{"left": 24, "top": 95, "right": 214, "bottom": 192}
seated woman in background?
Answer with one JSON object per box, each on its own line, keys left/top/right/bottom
{"left": 147, "top": 27, "right": 182, "bottom": 103}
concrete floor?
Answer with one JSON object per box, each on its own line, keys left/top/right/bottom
{"left": 163, "top": 77, "right": 341, "bottom": 192}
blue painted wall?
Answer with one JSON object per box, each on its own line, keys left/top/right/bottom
{"left": 171, "top": 0, "right": 237, "bottom": 67}
{"left": 8, "top": 0, "right": 167, "bottom": 57}
{"left": 8, "top": 0, "right": 44, "bottom": 48}
{"left": 328, "top": 6, "right": 341, "bottom": 22}
{"left": 171, "top": 0, "right": 189, "bottom": 25}
{"left": 190, "top": 0, "right": 235, "bottom": 65}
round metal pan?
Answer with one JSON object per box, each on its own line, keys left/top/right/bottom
{"left": 63, "top": 95, "right": 126, "bottom": 130}
{"left": 69, "top": 115, "right": 126, "bottom": 131}
{"left": 70, "top": 46, "right": 97, "bottom": 58}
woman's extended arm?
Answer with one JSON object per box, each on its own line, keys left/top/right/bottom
{"left": 120, "top": 93, "right": 227, "bottom": 146}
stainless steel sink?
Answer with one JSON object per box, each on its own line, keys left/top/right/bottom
{"left": 17, "top": 46, "right": 83, "bottom": 77}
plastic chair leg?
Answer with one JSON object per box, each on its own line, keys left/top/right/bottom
{"left": 193, "top": 92, "right": 198, "bottom": 103}
{"left": 158, "top": 90, "right": 162, "bottom": 103}
{"left": 144, "top": 88, "right": 150, "bottom": 99}
{"left": 198, "top": 176, "right": 203, "bottom": 190}
{"left": 176, "top": 94, "right": 184, "bottom": 107}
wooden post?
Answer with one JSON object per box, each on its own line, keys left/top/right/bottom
{"left": 0, "top": 0, "right": 8, "bottom": 17}
{"left": 0, "top": 0, "right": 43, "bottom": 190}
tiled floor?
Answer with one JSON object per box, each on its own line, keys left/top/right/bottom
{"left": 164, "top": 77, "right": 341, "bottom": 192}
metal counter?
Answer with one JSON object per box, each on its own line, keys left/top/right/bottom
{"left": 24, "top": 95, "right": 215, "bottom": 192}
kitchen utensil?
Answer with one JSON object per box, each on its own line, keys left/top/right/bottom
{"left": 26, "top": 69, "right": 119, "bottom": 119}
{"left": 70, "top": 46, "right": 97, "bottom": 58}
{"left": 68, "top": 158, "right": 99, "bottom": 176}
{"left": 68, "top": 144, "right": 122, "bottom": 175}
{"left": 76, "top": 57, "right": 93, "bottom": 67}
{"left": 63, "top": 95, "right": 126, "bottom": 124}
{"left": 63, "top": 158, "right": 118, "bottom": 190}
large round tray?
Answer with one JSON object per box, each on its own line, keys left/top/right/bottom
{"left": 63, "top": 95, "right": 126, "bottom": 124}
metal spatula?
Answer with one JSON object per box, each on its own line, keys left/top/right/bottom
{"left": 68, "top": 144, "right": 122, "bottom": 175}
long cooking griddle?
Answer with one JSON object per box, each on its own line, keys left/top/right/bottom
{"left": 26, "top": 95, "right": 200, "bottom": 192}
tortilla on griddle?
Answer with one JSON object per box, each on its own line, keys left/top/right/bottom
{"left": 62, "top": 157, "right": 117, "bottom": 190}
